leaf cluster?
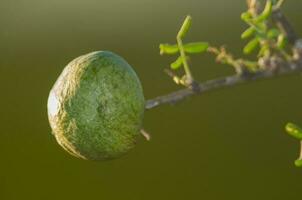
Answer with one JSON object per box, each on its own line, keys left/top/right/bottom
{"left": 241, "top": 0, "right": 288, "bottom": 58}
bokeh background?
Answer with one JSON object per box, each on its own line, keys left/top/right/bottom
{"left": 0, "top": 0, "right": 301, "bottom": 199}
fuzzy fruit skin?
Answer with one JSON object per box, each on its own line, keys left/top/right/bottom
{"left": 47, "top": 51, "right": 145, "bottom": 160}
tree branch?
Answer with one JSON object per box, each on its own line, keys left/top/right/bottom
{"left": 146, "top": 3, "right": 301, "bottom": 110}
{"left": 146, "top": 59, "right": 302, "bottom": 109}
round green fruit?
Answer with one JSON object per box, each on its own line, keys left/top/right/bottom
{"left": 47, "top": 51, "right": 145, "bottom": 160}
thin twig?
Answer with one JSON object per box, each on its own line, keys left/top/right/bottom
{"left": 146, "top": 60, "right": 302, "bottom": 109}
{"left": 272, "top": 5, "right": 299, "bottom": 45}
{"left": 247, "top": 0, "right": 260, "bottom": 16}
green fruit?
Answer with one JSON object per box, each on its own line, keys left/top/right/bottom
{"left": 47, "top": 51, "right": 145, "bottom": 160}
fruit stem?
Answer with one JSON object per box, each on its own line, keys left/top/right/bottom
{"left": 140, "top": 129, "right": 151, "bottom": 141}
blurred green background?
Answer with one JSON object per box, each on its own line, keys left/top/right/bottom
{"left": 0, "top": 0, "right": 302, "bottom": 199}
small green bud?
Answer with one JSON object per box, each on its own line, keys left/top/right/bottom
{"left": 177, "top": 15, "right": 192, "bottom": 38}
{"left": 241, "top": 27, "right": 256, "bottom": 39}
{"left": 170, "top": 56, "right": 183, "bottom": 70}
{"left": 254, "top": 0, "right": 273, "bottom": 23}
{"left": 258, "top": 44, "right": 270, "bottom": 57}
{"left": 184, "top": 42, "right": 209, "bottom": 53}
{"left": 295, "top": 159, "right": 302, "bottom": 167}
{"left": 285, "top": 123, "right": 302, "bottom": 140}
{"left": 241, "top": 12, "right": 252, "bottom": 22}
{"left": 277, "top": 34, "right": 287, "bottom": 49}
{"left": 267, "top": 28, "right": 280, "bottom": 39}
{"left": 243, "top": 38, "right": 260, "bottom": 54}
{"left": 159, "top": 44, "right": 179, "bottom": 55}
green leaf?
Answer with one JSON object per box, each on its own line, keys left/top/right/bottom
{"left": 295, "top": 159, "right": 302, "bottom": 167}
{"left": 254, "top": 0, "right": 273, "bottom": 23}
{"left": 267, "top": 28, "right": 280, "bottom": 39}
{"left": 258, "top": 44, "right": 270, "bottom": 57}
{"left": 286, "top": 123, "right": 302, "bottom": 168}
{"left": 243, "top": 38, "right": 259, "bottom": 54}
{"left": 170, "top": 56, "right": 183, "bottom": 70}
{"left": 256, "top": 23, "right": 267, "bottom": 34}
{"left": 241, "top": 27, "right": 256, "bottom": 39}
{"left": 285, "top": 123, "right": 302, "bottom": 140}
{"left": 177, "top": 15, "right": 192, "bottom": 38}
{"left": 241, "top": 12, "right": 252, "bottom": 22}
{"left": 277, "top": 34, "right": 287, "bottom": 49}
{"left": 159, "top": 44, "right": 179, "bottom": 55}
{"left": 242, "top": 60, "right": 258, "bottom": 72}
{"left": 184, "top": 42, "right": 209, "bottom": 53}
